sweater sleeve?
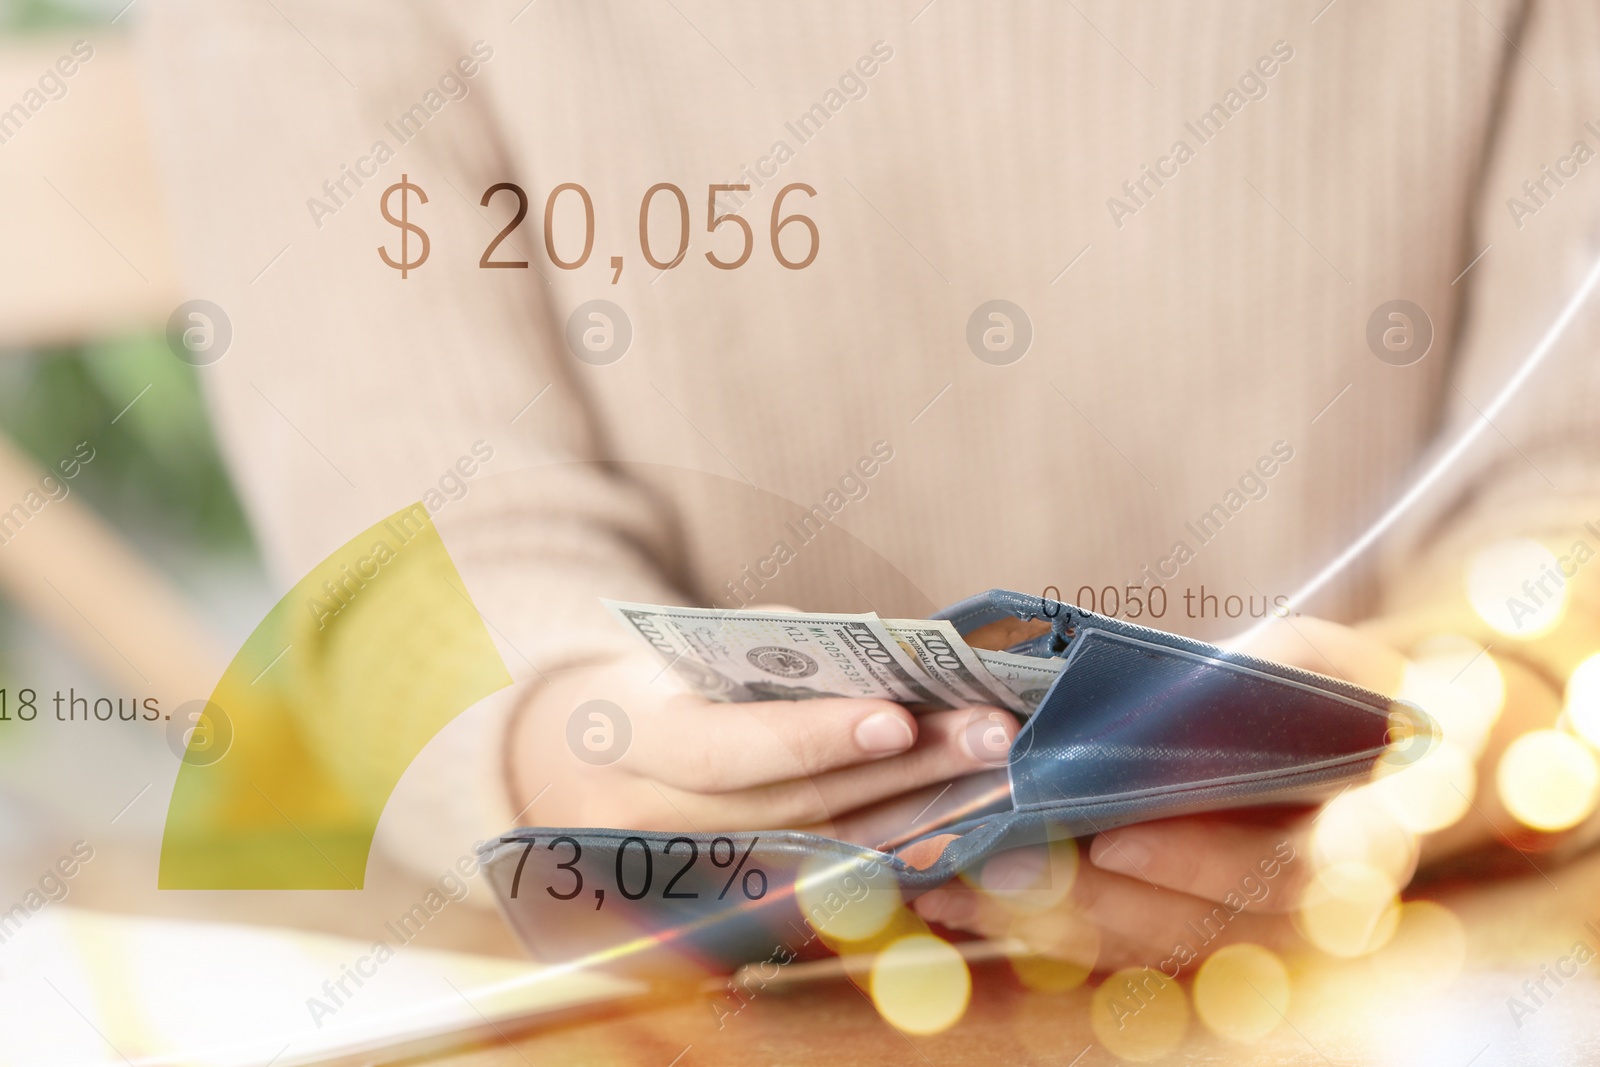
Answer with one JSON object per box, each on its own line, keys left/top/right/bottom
{"left": 1376, "top": 0, "right": 1600, "bottom": 681}
{"left": 136, "top": 0, "right": 688, "bottom": 887}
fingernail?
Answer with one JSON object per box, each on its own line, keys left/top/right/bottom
{"left": 1092, "top": 835, "right": 1153, "bottom": 876}
{"left": 855, "top": 710, "right": 914, "bottom": 754}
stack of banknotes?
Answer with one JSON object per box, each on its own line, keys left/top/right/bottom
{"left": 605, "top": 600, "right": 1061, "bottom": 717}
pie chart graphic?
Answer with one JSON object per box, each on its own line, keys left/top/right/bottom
{"left": 159, "top": 502, "right": 512, "bottom": 889}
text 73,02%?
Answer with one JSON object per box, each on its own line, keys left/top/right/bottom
{"left": 499, "top": 834, "right": 769, "bottom": 910}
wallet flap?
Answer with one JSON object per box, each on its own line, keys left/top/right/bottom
{"left": 1008, "top": 625, "right": 1392, "bottom": 809}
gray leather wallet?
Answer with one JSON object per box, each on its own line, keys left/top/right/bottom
{"left": 484, "top": 589, "right": 1415, "bottom": 978}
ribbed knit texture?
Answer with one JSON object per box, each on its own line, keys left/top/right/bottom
{"left": 138, "top": 1, "right": 1600, "bottom": 880}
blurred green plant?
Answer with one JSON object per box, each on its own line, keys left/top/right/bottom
{"left": 0, "top": 334, "right": 255, "bottom": 557}
{"left": 0, "top": 335, "right": 255, "bottom": 767}
{"left": 0, "top": 0, "right": 116, "bottom": 32}
{"left": 0, "top": 1, "right": 250, "bottom": 780}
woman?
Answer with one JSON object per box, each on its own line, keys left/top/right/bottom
{"left": 139, "top": 0, "right": 1600, "bottom": 971}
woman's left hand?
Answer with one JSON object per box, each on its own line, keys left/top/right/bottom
{"left": 912, "top": 616, "right": 1415, "bottom": 972}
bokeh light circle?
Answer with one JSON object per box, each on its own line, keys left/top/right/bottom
{"left": 794, "top": 854, "right": 901, "bottom": 944}
{"left": 1370, "top": 740, "right": 1475, "bottom": 834}
{"left": 869, "top": 934, "right": 972, "bottom": 1035}
{"left": 1310, "top": 787, "right": 1419, "bottom": 889}
{"left": 1295, "top": 860, "right": 1401, "bottom": 958}
{"left": 1011, "top": 950, "right": 1096, "bottom": 995}
{"left": 1466, "top": 539, "right": 1566, "bottom": 637}
{"left": 1006, "top": 903, "right": 1101, "bottom": 989}
{"left": 1090, "top": 967, "right": 1188, "bottom": 1062}
{"left": 1564, "top": 653, "right": 1600, "bottom": 748}
{"left": 1397, "top": 638, "right": 1504, "bottom": 758}
{"left": 1496, "top": 728, "right": 1600, "bottom": 832}
{"left": 1193, "top": 943, "right": 1290, "bottom": 1043}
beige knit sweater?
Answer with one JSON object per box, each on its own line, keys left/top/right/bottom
{"left": 138, "top": 0, "right": 1600, "bottom": 880}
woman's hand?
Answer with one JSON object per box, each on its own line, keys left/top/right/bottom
{"left": 510, "top": 648, "right": 1019, "bottom": 838}
{"left": 916, "top": 809, "right": 1318, "bottom": 973}
{"left": 913, "top": 616, "right": 1418, "bottom": 972}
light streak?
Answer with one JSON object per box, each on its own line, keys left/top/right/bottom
{"left": 1231, "top": 251, "right": 1600, "bottom": 649}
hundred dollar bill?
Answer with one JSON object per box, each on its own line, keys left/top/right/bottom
{"left": 604, "top": 601, "right": 962, "bottom": 710}
{"left": 882, "top": 618, "right": 1032, "bottom": 718}
{"left": 972, "top": 648, "right": 1065, "bottom": 715}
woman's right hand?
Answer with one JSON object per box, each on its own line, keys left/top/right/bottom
{"left": 509, "top": 649, "right": 1018, "bottom": 840}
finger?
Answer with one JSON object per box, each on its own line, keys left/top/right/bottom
{"left": 1087, "top": 813, "right": 1312, "bottom": 913}
{"left": 1066, "top": 861, "right": 1305, "bottom": 970}
{"left": 744, "top": 707, "right": 1019, "bottom": 826}
{"left": 818, "top": 767, "right": 1014, "bottom": 849}
{"left": 913, "top": 885, "right": 1102, "bottom": 969}
{"left": 651, "top": 707, "right": 1019, "bottom": 828}
{"left": 918, "top": 863, "right": 1302, "bottom": 973}
{"left": 631, "top": 696, "right": 922, "bottom": 792}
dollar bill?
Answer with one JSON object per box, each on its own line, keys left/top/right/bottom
{"left": 882, "top": 618, "right": 1032, "bottom": 717}
{"left": 603, "top": 601, "right": 962, "bottom": 710}
{"left": 972, "top": 648, "right": 1065, "bottom": 715}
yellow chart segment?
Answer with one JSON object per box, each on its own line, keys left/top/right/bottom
{"left": 159, "top": 503, "right": 513, "bottom": 889}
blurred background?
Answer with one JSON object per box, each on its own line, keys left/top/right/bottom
{"left": 0, "top": 0, "right": 269, "bottom": 897}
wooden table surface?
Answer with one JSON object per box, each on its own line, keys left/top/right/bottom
{"left": 411, "top": 951, "right": 1600, "bottom": 1067}
{"left": 67, "top": 840, "right": 1600, "bottom": 1066}
{"left": 408, "top": 850, "right": 1600, "bottom": 1067}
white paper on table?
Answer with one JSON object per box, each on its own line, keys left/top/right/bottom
{"left": 0, "top": 907, "right": 645, "bottom": 1067}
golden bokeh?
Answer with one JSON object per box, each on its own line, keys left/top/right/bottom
{"left": 1466, "top": 538, "right": 1566, "bottom": 638}
{"left": 1310, "top": 787, "right": 1419, "bottom": 888}
{"left": 1193, "top": 943, "right": 1290, "bottom": 1043}
{"left": 1295, "top": 861, "right": 1402, "bottom": 958}
{"left": 1496, "top": 728, "right": 1600, "bottom": 832}
{"left": 1006, "top": 904, "right": 1101, "bottom": 991}
{"left": 1564, "top": 653, "right": 1600, "bottom": 749}
{"left": 868, "top": 933, "right": 972, "bottom": 1035}
{"left": 794, "top": 854, "right": 902, "bottom": 944}
{"left": 1398, "top": 637, "right": 1504, "bottom": 757}
{"left": 1011, "top": 951, "right": 1095, "bottom": 995}
{"left": 1370, "top": 741, "right": 1475, "bottom": 834}
{"left": 1089, "top": 967, "right": 1188, "bottom": 1062}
